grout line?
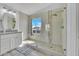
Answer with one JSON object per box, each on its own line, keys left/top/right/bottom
{"left": 15, "top": 49, "right": 26, "bottom": 56}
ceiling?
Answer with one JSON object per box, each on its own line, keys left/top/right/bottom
{"left": 5, "top": 3, "right": 66, "bottom": 15}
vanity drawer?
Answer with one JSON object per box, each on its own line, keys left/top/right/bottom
{"left": 1, "top": 33, "right": 22, "bottom": 39}
{"left": 1, "top": 34, "right": 15, "bottom": 39}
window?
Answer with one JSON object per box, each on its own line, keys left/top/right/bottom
{"left": 32, "top": 17, "right": 42, "bottom": 34}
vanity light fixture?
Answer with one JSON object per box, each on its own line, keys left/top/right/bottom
{"left": 2, "top": 7, "right": 7, "bottom": 13}
{"left": 8, "top": 10, "right": 13, "bottom": 14}
{"left": 2, "top": 7, "right": 16, "bottom": 15}
{"left": 3, "top": 7, "right": 7, "bottom": 9}
{"left": 12, "top": 11, "right": 16, "bottom": 16}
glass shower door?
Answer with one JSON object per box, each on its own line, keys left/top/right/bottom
{"left": 48, "top": 8, "right": 67, "bottom": 55}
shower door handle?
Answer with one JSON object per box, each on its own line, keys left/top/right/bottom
{"left": 61, "top": 26, "right": 64, "bottom": 29}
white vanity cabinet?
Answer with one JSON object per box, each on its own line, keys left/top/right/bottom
{"left": 1, "top": 38, "right": 11, "bottom": 54}
{"left": 0, "top": 32, "right": 22, "bottom": 55}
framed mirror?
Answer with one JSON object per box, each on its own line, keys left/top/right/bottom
{"left": 3, "top": 13, "right": 16, "bottom": 31}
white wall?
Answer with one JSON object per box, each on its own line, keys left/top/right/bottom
{"left": 30, "top": 12, "right": 49, "bottom": 43}
{"left": 0, "top": 4, "right": 4, "bottom": 31}
{"left": 76, "top": 3, "right": 79, "bottom": 56}
{"left": 67, "top": 3, "right": 78, "bottom": 56}
{"left": 16, "top": 11, "right": 28, "bottom": 40}
{"left": 0, "top": 6, "right": 3, "bottom": 31}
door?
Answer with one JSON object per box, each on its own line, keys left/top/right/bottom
{"left": 48, "top": 8, "right": 67, "bottom": 55}
{"left": 52, "top": 11, "right": 64, "bottom": 53}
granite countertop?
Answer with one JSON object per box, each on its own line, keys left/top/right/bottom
{"left": 0, "top": 32, "right": 22, "bottom": 35}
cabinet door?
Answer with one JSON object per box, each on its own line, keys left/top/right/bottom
{"left": 18, "top": 33, "right": 22, "bottom": 45}
{"left": 1, "top": 38, "right": 11, "bottom": 54}
{"left": 15, "top": 34, "right": 22, "bottom": 47}
{"left": 11, "top": 38, "right": 16, "bottom": 49}
{"left": 11, "top": 33, "right": 22, "bottom": 49}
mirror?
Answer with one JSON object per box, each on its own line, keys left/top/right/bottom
{"left": 3, "top": 13, "right": 16, "bottom": 31}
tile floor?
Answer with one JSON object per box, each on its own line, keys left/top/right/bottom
{"left": 1, "top": 40, "right": 63, "bottom": 56}
{"left": 1, "top": 41, "right": 45, "bottom": 56}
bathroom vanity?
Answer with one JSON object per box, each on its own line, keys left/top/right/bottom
{"left": 0, "top": 6, "right": 22, "bottom": 55}
{"left": 0, "top": 32, "right": 22, "bottom": 55}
